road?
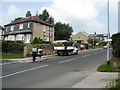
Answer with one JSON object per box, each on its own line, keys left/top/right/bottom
{"left": 2, "top": 48, "right": 108, "bottom": 88}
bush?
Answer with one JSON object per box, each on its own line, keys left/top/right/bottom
{"left": 99, "top": 42, "right": 107, "bottom": 46}
{"left": 32, "top": 37, "right": 52, "bottom": 45}
{"left": 106, "top": 79, "right": 120, "bottom": 89}
{"left": 2, "top": 41, "right": 25, "bottom": 54}
{"left": 111, "top": 33, "right": 120, "bottom": 58}
{"left": 32, "top": 37, "right": 42, "bottom": 44}
{"left": 56, "top": 42, "right": 62, "bottom": 46}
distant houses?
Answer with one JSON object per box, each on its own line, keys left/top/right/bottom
{"left": 72, "top": 31, "right": 108, "bottom": 44}
{"left": 89, "top": 33, "right": 108, "bottom": 42}
{"left": 2, "top": 11, "right": 54, "bottom": 43}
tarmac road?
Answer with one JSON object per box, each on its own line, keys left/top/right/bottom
{"left": 2, "top": 48, "right": 109, "bottom": 88}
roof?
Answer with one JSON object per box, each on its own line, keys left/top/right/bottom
{"left": 73, "top": 31, "right": 89, "bottom": 37}
{"left": 4, "top": 16, "right": 53, "bottom": 27}
{"left": 0, "top": 25, "right": 4, "bottom": 30}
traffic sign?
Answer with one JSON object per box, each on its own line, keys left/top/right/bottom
{"left": 105, "top": 39, "right": 112, "bottom": 42}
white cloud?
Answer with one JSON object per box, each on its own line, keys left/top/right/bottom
{"left": 38, "top": 0, "right": 118, "bottom": 34}
{"left": 8, "top": 5, "right": 20, "bottom": 17}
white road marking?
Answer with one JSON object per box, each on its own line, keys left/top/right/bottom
{"left": 58, "top": 58, "right": 77, "bottom": 64}
{"left": 87, "top": 54, "right": 91, "bottom": 56}
{"left": 82, "top": 55, "right": 88, "bottom": 58}
{"left": 93, "top": 52, "right": 97, "bottom": 54}
{"left": 0, "top": 65, "right": 48, "bottom": 79}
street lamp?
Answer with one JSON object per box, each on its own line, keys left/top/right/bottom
{"left": 107, "top": 0, "right": 110, "bottom": 64}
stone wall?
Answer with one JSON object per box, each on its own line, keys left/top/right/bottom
{"left": 24, "top": 44, "right": 54, "bottom": 57}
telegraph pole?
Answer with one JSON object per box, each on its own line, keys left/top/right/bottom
{"left": 107, "top": 0, "right": 110, "bottom": 64}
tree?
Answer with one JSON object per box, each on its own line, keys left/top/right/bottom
{"left": 111, "top": 33, "right": 120, "bottom": 58}
{"left": 54, "top": 22, "right": 73, "bottom": 40}
{"left": 38, "top": 9, "right": 49, "bottom": 21}
{"left": 47, "top": 16, "right": 54, "bottom": 25}
{"left": 87, "top": 37, "right": 99, "bottom": 45}
{"left": 37, "top": 9, "right": 54, "bottom": 24}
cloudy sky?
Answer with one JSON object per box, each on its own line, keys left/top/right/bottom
{"left": 1, "top": 0, "right": 119, "bottom": 35}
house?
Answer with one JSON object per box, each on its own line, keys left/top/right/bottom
{"left": 89, "top": 33, "right": 108, "bottom": 42}
{"left": 72, "top": 31, "right": 89, "bottom": 43}
{"left": 0, "top": 25, "right": 4, "bottom": 40}
{"left": 2, "top": 11, "right": 54, "bottom": 43}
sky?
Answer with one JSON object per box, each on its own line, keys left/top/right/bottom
{"left": 0, "top": 0, "right": 119, "bottom": 35}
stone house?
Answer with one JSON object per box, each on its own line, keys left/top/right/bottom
{"left": 72, "top": 31, "right": 89, "bottom": 43}
{"left": 2, "top": 11, "right": 54, "bottom": 43}
{"left": 89, "top": 33, "right": 108, "bottom": 42}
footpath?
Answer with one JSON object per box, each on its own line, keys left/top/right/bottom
{"left": 73, "top": 72, "right": 118, "bottom": 88}
{"left": 2, "top": 48, "right": 118, "bottom": 88}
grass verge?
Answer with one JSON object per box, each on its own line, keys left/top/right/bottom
{"left": 97, "top": 64, "right": 119, "bottom": 72}
{"left": 0, "top": 53, "right": 24, "bottom": 59}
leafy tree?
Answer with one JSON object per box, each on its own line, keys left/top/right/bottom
{"left": 36, "top": 9, "right": 54, "bottom": 24}
{"left": 47, "top": 16, "right": 54, "bottom": 25}
{"left": 38, "top": 9, "right": 49, "bottom": 21}
{"left": 99, "top": 42, "right": 107, "bottom": 46}
{"left": 54, "top": 22, "right": 73, "bottom": 40}
{"left": 87, "top": 37, "right": 99, "bottom": 45}
{"left": 111, "top": 33, "right": 120, "bottom": 58}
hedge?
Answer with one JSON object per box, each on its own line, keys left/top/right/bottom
{"left": 2, "top": 41, "right": 25, "bottom": 54}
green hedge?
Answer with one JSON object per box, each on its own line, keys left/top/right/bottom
{"left": 2, "top": 41, "right": 25, "bottom": 54}
{"left": 111, "top": 33, "right": 120, "bottom": 58}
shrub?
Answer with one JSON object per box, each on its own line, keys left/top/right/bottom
{"left": 111, "top": 33, "right": 120, "bottom": 58}
{"left": 106, "top": 79, "right": 120, "bottom": 89}
{"left": 32, "top": 37, "right": 41, "bottom": 44}
{"left": 56, "top": 42, "right": 62, "bottom": 46}
{"left": 99, "top": 42, "right": 107, "bottom": 46}
{"left": 2, "top": 40, "right": 25, "bottom": 54}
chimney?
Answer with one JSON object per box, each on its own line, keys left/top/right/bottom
{"left": 26, "top": 11, "right": 32, "bottom": 17}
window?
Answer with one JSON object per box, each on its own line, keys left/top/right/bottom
{"left": 25, "top": 34, "right": 30, "bottom": 43}
{"left": 28, "top": 23, "right": 30, "bottom": 28}
{"left": 19, "top": 24, "right": 23, "bottom": 29}
{"left": 8, "top": 35, "right": 15, "bottom": 41}
{"left": 10, "top": 26, "right": 14, "bottom": 31}
{"left": 16, "top": 34, "right": 24, "bottom": 40}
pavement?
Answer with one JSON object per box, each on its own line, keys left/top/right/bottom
{"left": 73, "top": 72, "right": 118, "bottom": 88}
{"left": 2, "top": 48, "right": 118, "bottom": 88}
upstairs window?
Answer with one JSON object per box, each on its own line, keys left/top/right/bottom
{"left": 19, "top": 24, "right": 23, "bottom": 30}
{"left": 10, "top": 26, "right": 14, "bottom": 31}
{"left": 28, "top": 23, "right": 30, "bottom": 28}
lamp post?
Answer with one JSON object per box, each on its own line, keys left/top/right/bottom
{"left": 107, "top": 0, "right": 110, "bottom": 64}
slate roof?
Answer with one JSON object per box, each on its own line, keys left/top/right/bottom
{"left": 4, "top": 16, "right": 53, "bottom": 27}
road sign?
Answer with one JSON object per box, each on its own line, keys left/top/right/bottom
{"left": 105, "top": 39, "right": 112, "bottom": 42}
